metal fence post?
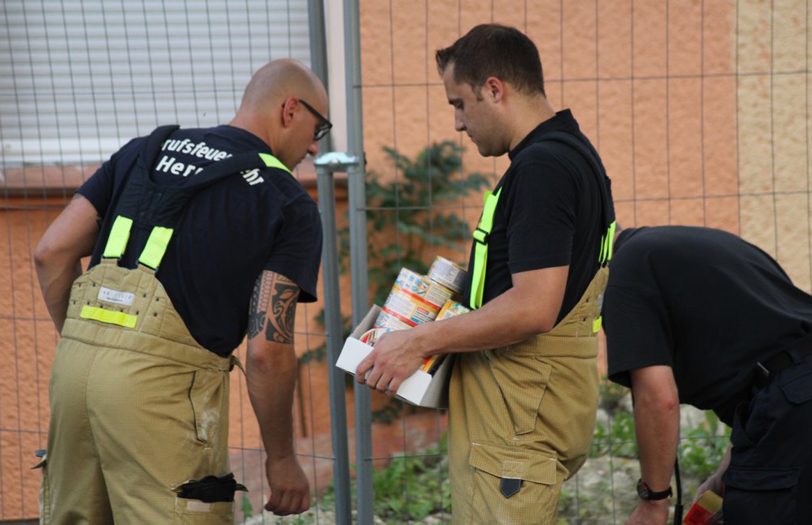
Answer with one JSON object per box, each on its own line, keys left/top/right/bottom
{"left": 342, "top": 0, "right": 373, "bottom": 522}
{"left": 315, "top": 153, "right": 360, "bottom": 525}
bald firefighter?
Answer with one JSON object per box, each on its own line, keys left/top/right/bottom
{"left": 34, "top": 59, "right": 329, "bottom": 523}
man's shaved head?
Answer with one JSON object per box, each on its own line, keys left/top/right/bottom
{"left": 238, "top": 59, "right": 326, "bottom": 114}
{"left": 229, "top": 59, "right": 329, "bottom": 170}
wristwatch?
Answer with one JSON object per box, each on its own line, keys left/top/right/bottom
{"left": 636, "top": 479, "right": 672, "bottom": 501}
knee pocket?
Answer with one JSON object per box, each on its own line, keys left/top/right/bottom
{"left": 468, "top": 443, "right": 561, "bottom": 524}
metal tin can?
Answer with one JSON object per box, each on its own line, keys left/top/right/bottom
{"left": 374, "top": 268, "right": 453, "bottom": 329}
{"left": 436, "top": 299, "right": 470, "bottom": 321}
{"left": 428, "top": 256, "right": 467, "bottom": 295}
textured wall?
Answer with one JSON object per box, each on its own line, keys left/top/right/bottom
{"left": 358, "top": 0, "right": 810, "bottom": 295}
{"left": 1, "top": 0, "right": 809, "bottom": 520}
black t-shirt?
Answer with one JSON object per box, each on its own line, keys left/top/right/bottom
{"left": 464, "top": 109, "right": 614, "bottom": 321}
{"left": 604, "top": 226, "right": 812, "bottom": 424}
{"left": 78, "top": 125, "right": 323, "bottom": 356}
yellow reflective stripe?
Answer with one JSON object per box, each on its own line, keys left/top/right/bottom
{"left": 479, "top": 187, "right": 502, "bottom": 231}
{"left": 469, "top": 187, "right": 502, "bottom": 309}
{"left": 102, "top": 216, "right": 133, "bottom": 259}
{"left": 138, "top": 226, "right": 174, "bottom": 269}
{"left": 599, "top": 221, "right": 617, "bottom": 264}
{"left": 80, "top": 305, "right": 138, "bottom": 328}
{"left": 606, "top": 221, "right": 616, "bottom": 262}
{"left": 259, "top": 153, "right": 292, "bottom": 174}
{"left": 470, "top": 241, "right": 488, "bottom": 309}
{"left": 593, "top": 315, "right": 602, "bottom": 333}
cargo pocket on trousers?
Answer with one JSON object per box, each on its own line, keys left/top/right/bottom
{"left": 780, "top": 367, "right": 812, "bottom": 405}
{"left": 488, "top": 352, "right": 552, "bottom": 435}
{"left": 32, "top": 449, "right": 50, "bottom": 525}
{"left": 188, "top": 370, "right": 225, "bottom": 445}
{"left": 468, "top": 442, "right": 560, "bottom": 524}
{"left": 724, "top": 466, "right": 799, "bottom": 524}
{"left": 173, "top": 473, "right": 244, "bottom": 524}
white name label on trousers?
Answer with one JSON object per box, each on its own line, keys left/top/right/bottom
{"left": 98, "top": 287, "right": 135, "bottom": 306}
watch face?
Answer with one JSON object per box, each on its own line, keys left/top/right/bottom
{"left": 636, "top": 479, "right": 671, "bottom": 500}
{"left": 636, "top": 479, "right": 650, "bottom": 499}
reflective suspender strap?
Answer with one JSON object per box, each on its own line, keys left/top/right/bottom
{"left": 469, "top": 187, "right": 503, "bottom": 310}
{"left": 592, "top": 316, "right": 603, "bottom": 333}
{"left": 599, "top": 220, "right": 617, "bottom": 265}
{"left": 79, "top": 305, "right": 138, "bottom": 328}
{"left": 138, "top": 226, "right": 174, "bottom": 270}
{"left": 102, "top": 216, "right": 134, "bottom": 259}
{"left": 259, "top": 153, "right": 292, "bottom": 174}
{"left": 592, "top": 220, "right": 617, "bottom": 333}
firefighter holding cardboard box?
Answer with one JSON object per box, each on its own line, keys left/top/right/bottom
{"left": 356, "top": 24, "right": 615, "bottom": 525}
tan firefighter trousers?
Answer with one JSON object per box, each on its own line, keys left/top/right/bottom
{"left": 449, "top": 267, "right": 608, "bottom": 524}
{"left": 39, "top": 261, "right": 234, "bottom": 524}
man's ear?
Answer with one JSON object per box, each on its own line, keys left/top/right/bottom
{"left": 483, "top": 76, "right": 505, "bottom": 103}
{"left": 280, "top": 97, "right": 298, "bottom": 128}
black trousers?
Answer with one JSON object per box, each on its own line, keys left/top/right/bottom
{"left": 723, "top": 353, "right": 812, "bottom": 524}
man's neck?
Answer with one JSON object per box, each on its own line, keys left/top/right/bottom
{"left": 229, "top": 114, "right": 273, "bottom": 150}
{"left": 507, "top": 96, "right": 556, "bottom": 151}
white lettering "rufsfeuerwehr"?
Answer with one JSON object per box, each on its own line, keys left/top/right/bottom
{"left": 154, "top": 139, "right": 264, "bottom": 185}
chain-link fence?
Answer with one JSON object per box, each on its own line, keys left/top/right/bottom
{"left": 1, "top": 1, "right": 809, "bottom": 523}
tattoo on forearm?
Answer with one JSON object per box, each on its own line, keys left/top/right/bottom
{"left": 265, "top": 273, "right": 298, "bottom": 344}
{"left": 248, "top": 273, "right": 272, "bottom": 339}
{"left": 247, "top": 271, "right": 299, "bottom": 344}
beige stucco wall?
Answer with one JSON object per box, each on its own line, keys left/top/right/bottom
{"left": 358, "top": 0, "right": 810, "bottom": 294}
{"left": 0, "top": 0, "right": 809, "bottom": 519}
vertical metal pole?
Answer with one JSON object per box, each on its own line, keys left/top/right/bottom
{"left": 343, "top": 0, "right": 373, "bottom": 523}
{"left": 306, "top": 0, "right": 328, "bottom": 84}
{"left": 307, "top": 0, "right": 333, "bottom": 153}
{"left": 316, "top": 165, "right": 351, "bottom": 525}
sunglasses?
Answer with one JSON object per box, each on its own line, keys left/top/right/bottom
{"left": 299, "top": 99, "right": 332, "bottom": 141}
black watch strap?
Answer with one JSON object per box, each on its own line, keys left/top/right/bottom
{"left": 637, "top": 479, "right": 672, "bottom": 501}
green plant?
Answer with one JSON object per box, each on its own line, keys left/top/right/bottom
{"left": 240, "top": 492, "right": 253, "bottom": 520}
{"left": 591, "top": 409, "right": 638, "bottom": 458}
{"left": 316, "top": 435, "right": 451, "bottom": 523}
{"left": 678, "top": 410, "right": 730, "bottom": 480}
{"left": 363, "top": 142, "right": 491, "bottom": 421}
{"left": 364, "top": 141, "right": 491, "bottom": 307}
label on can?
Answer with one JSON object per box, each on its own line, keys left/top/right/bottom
{"left": 428, "top": 256, "right": 467, "bottom": 295}
{"left": 436, "top": 300, "right": 470, "bottom": 321}
{"left": 374, "top": 267, "right": 454, "bottom": 329}
{"left": 394, "top": 267, "right": 453, "bottom": 310}
{"left": 374, "top": 308, "right": 416, "bottom": 330}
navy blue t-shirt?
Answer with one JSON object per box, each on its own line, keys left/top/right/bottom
{"left": 464, "top": 109, "right": 614, "bottom": 321}
{"left": 78, "top": 125, "right": 323, "bottom": 356}
{"left": 604, "top": 226, "right": 812, "bottom": 425}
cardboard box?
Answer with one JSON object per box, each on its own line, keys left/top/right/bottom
{"left": 335, "top": 305, "right": 452, "bottom": 408}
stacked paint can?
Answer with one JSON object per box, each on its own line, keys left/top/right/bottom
{"left": 373, "top": 267, "right": 453, "bottom": 330}
{"left": 370, "top": 256, "right": 470, "bottom": 375}
{"left": 374, "top": 256, "right": 467, "bottom": 331}
{"left": 428, "top": 256, "right": 467, "bottom": 296}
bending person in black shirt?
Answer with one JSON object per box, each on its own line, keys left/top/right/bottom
{"left": 603, "top": 226, "right": 812, "bottom": 525}
{"left": 34, "top": 59, "right": 327, "bottom": 523}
